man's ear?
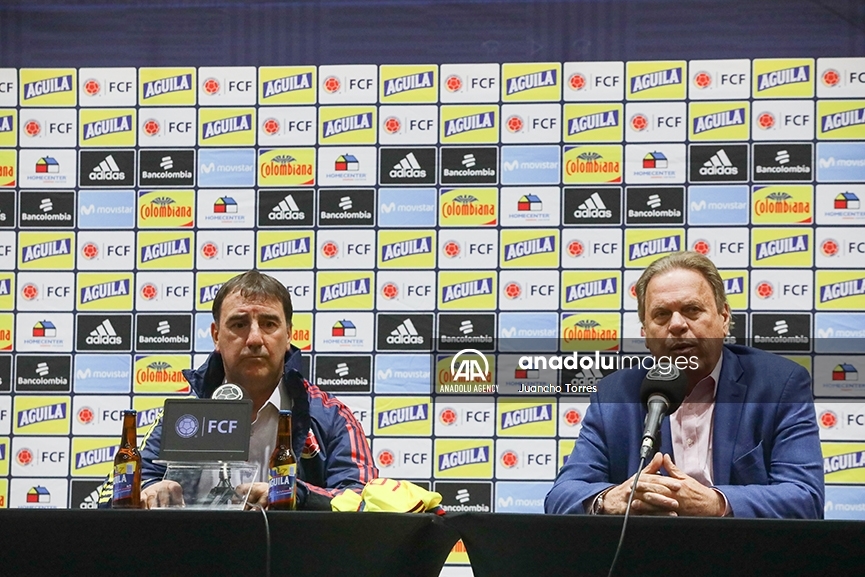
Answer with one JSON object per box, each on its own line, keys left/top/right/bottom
{"left": 211, "top": 321, "right": 219, "bottom": 352}
{"left": 285, "top": 323, "right": 292, "bottom": 352}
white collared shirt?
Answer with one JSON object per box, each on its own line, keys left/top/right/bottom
{"left": 247, "top": 380, "right": 292, "bottom": 483}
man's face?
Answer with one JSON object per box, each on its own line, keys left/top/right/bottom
{"left": 211, "top": 291, "right": 291, "bottom": 393}
{"left": 642, "top": 268, "right": 730, "bottom": 381}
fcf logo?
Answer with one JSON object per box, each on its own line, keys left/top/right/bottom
{"left": 450, "top": 349, "right": 489, "bottom": 382}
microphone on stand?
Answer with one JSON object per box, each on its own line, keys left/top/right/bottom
{"left": 205, "top": 383, "right": 249, "bottom": 506}
{"left": 639, "top": 364, "right": 689, "bottom": 460}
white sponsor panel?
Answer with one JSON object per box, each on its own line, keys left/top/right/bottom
{"left": 371, "top": 437, "right": 432, "bottom": 479}
{"left": 558, "top": 401, "right": 590, "bottom": 438}
{"left": 316, "top": 229, "right": 376, "bottom": 270}
{"left": 10, "top": 478, "right": 69, "bottom": 508}
{"left": 816, "top": 58, "right": 865, "bottom": 98}
{"left": 0, "top": 396, "right": 12, "bottom": 434}
{"left": 318, "top": 65, "right": 379, "bottom": 105}
{"left": 563, "top": 61, "right": 625, "bottom": 101}
{"left": 625, "top": 102, "right": 686, "bottom": 142}
{"left": 815, "top": 185, "right": 865, "bottom": 225}
{"left": 752, "top": 100, "right": 815, "bottom": 141}
{"left": 71, "top": 395, "right": 130, "bottom": 436}
{"left": 197, "top": 66, "right": 257, "bottom": 105}
{"left": 18, "top": 148, "right": 77, "bottom": 188}
{"left": 500, "top": 103, "right": 561, "bottom": 143}
{"left": 17, "top": 272, "right": 75, "bottom": 311}
{"left": 78, "top": 68, "right": 137, "bottom": 106}
{"left": 499, "top": 187, "right": 561, "bottom": 227}
{"left": 815, "top": 402, "right": 865, "bottom": 440}
{"left": 623, "top": 270, "right": 641, "bottom": 311}
{"left": 622, "top": 311, "right": 650, "bottom": 353}
{"left": 317, "top": 146, "right": 377, "bottom": 186}
{"left": 625, "top": 143, "right": 686, "bottom": 184}
{"left": 134, "top": 272, "right": 194, "bottom": 311}
{"left": 16, "top": 312, "right": 74, "bottom": 352}
{"left": 560, "top": 228, "right": 623, "bottom": 269}
{"left": 77, "top": 231, "right": 135, "bottom": 270}
{"left": 195, "top": 230, "right": 255, "bottom": 270}
{"left": 498, "top": 270, "right": 559, "bottom": 311}
{"left": 196, "top": 189, "right": 255, "bottom": 229}
{"left": 18, "top": 109, "right": 77, "bottom": 148}
{"left": 257, "top": 106, "right": 316, "bottom": 146}
{"left": 439, "top": 63, "right": 500, "bottom": 103}
{"left": 815, "top": 227, "right": 865, "bottom": 268}
{"left": 814, "top": 355, "right": 865, "bottom": 398}
{"left": 376, "top": 270, "right": 436, "bottom": 311}
{"left": 138, "top": 108, "right": 197, "bottom": 147}
{"left": 750, "top": 269, "right": 814, "bottom": 311}
{"left": 314, "top": 311, "right": 374, "bottom": 352}
{"left": 433, "top": 398, "right": 495, "bottom": 437}
{"left": 378, "top": 105, "right": 438, "bottom": 145}
{"left": 495, "top": 439, "right": 557, "bottom": 480}
{"left": 0, "top": 68, "right": 18, "bottom": 106}
{"left": 11, "top": 437, "right": 70, "bottom": 477}
{"left": 437, "top": 229, "right": 498, "bottom": 269}
{"left": 337, "top": 395, "right": 372, "bottom": 434}
{"left": 688, "top": 59, "right": 751, "bottom": 100}
{"left": 0, "top": 230, "right": 16, "bottom": 270}
{"left": 265, "top": 270, "right": 314, "bottom": 312}
{"left": 686, "top": 228, "right": 750, "bottom": 268}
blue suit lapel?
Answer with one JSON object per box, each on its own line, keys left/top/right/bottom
{"left": 712, "top": 347, "right": 746, "bottom": 485}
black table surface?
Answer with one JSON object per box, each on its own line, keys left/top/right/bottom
{"left": 0, "top": 509, "right": 459, "bottom": 577}
{"left": 446, "top": 512, "right": 865, "bottom": 577}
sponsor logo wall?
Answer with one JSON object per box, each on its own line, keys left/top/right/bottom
{"left": 0, "top": 61, "right": 863, "bottom": 540}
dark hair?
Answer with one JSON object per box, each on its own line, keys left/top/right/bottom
{"left": 635, "top": 251, "right": 727, "bottom": 323}
{"left": 211, "top": 270, "right": 293, "bottom": 325}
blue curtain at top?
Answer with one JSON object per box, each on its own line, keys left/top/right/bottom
{"left": 0, "top": 0, "right": 863, "bottom": 68}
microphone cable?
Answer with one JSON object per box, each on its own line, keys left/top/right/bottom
{"left": 607, "top": 453, "right": 647, "bottom": 577}
{"left": 251, "top": 504, "right": 272, "bottom": 577}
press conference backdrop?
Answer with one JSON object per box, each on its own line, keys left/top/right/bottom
{"left": 0, "top": 0, "right": 864, "bottom": 572}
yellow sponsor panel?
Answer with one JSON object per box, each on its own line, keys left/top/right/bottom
{"left": 496, "top": 399, "right": 557, "bottom": 437}
{"left": 76, "top": 272, "right": 134, "bottom": 311}
{"left": 291, "top": 312, "right": 313, "bottom": 351}
{"left": 563, "top": 103, "right": 623, "bottom": 143}
{"left": 626, "top": 61, "right": 686, "bottom": 100}
{"left": 79, "top": 108, "right": 136, "bottom": 147}
{"left": 440, "top": 105, "right": 498, "bottom": 144}
{"left": 373, "top": 397, "right": 432, "bottom": 436}
{"left": 318, "top": 106, "right": 377, "bottom": 145}
{"left": 377, "top": 230, "right": 436, "bottom": 268}
{"left": 71, "top": 437, "right": 118, "bottom": 478}
{"left": 257, "top": 147, "right": 316, "bottom": 187}
{"left": 198, "top": 108, "right": 256, "bottom": 146}
{"left": 434, "top": 439, "right": 494, "bottom": 479}
{"left": 823, "top": 443, "right": 865, "bottom": 484}
{"left": 380, "top": 65, "right": 438, "bottom": 103}
{"left": 751, "top": 228, "right": 813, "bottom": 268}
{"left": 18, "top": 231, "right": 75, "bottom": 270}
{"left": 435, "top": 353, "right": 496, "bottom": 394}
{"left": 816, "top": 270, "right": 865, "bottom": 311}
{"left": 783, "top": 356, "right": 812, "bottom": 375}
{"left": 13, "top": 396, "right": 71, "bottom": 435}
{"left": 0, "top": 109, "right": 16, "bottom": 147}
{"left": 562, "top": 145, "right": 623, "bottom": 184}
{"left": 439, "top": 188, "right": 498, "bottom": 227}
{"left": 437, "top": 271, "right": 497, "bottom": 310}
{"left": 0, "top": 273, "right": 15, "bottom": 311}
{"left": 753, "top": 59, "right": 814, "bottom": 99}
{"left": 446, "top": 540, "right": 470, "bottom": 565}
{"left": 315, "top": 271, "right": 375, "bottom": 310}
{"left": 136, "top": 231, "right": 195, "bottom": 270}
{"left": 720, "top": 269, "right": 749, "bottom": 310}
{"left": 133, "top": 396, "right": 171, "bottom": 437}
{"left": 560, "top": 312, "right": 620, "bottom": 352}
{"left": 256, "top": 230, "right": 315, "bottom": 270}
{"left": 259, "top": 66, "right": 317, "bottom": 105}
{"left": 561, "top": 271, "right": 622, "bottom": 310}
{"left": 624, "top": 228, "right": 685, "bottom": 268}
{"left": 500, "top": 229, "right": 559, "bottom": 269}
{"left": 138, "top": 67, "right": 196, "bottom": 106}
{"left": 559, "top": 439, "right": 577, "bottom": 470}
{"left": 0, "top": 479, "right": 6, "bottom": 508}
{"left": 751, "top": 185, "right": 813, "bottom": 225}
{"left": 0, "top": 313, "right": 12, "bottom": 351}
{"left": 137, "top": 190, "right": 195, "bottom": 228}
{"left": 502, "top": 62, "right": 562, "bottom": 102}
{"left": 0, "top": 438, "right": 8, "bottom": 476}
{"left": 688, "top": 101, "right": 750, "bottom": 141}
{"left": 0, "top": 149, "right": 16, "bottom": 187}
{"left": 133, "top": 354, "right": 192, "bottom": 394}
{"left": 817, "top": 100, "right": 865, "bottom": 140}
{"left": 195, "top": 271, "right": 238, "bottom": 311}
{"left": 20, "top": 68, "right": 77, "bottom": 106}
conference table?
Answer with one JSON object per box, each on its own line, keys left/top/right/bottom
{"left": 3, "top": 509, "right": 864, "bottom": 576}
{"left": 448, "top": 512, "right": 865, "bottom": 577}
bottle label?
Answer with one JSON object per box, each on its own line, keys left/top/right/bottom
{"left": 113, "top": 462, "right": 137, "bottom": 500}
{"left": 268, "top": 463, "right": 297, "bottom": 504}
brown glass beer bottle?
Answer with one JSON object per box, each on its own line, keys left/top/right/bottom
{"left": 112, "top": 410, "right": 141, "bottom": 508}
{"left": 268, "top": 410, "right": 297, "bottom": 510}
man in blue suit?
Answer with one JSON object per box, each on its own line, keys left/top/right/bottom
{"left": 545, "top": 251, "right": 824, "bottom": 518}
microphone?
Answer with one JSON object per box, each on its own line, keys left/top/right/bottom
{"left": 639, "top": 364, "right": 689, "bottom": 459}
{"left": 212, "top": 383, "right": 247, "bottom": 400}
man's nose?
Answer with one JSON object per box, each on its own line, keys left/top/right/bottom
{"left": 669, "top": 311, "right": 688, "bottom": 333}
{"left": 246, "top": 322, "right": 265, "bottom": 346}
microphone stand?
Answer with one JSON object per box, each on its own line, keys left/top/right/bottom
{"left": 205, "top": 463, "right": 236, "bottom": 506}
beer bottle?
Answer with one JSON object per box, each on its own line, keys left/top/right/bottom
{"left": 268, "top": 410, "right": 297, "bottom": 510}
{"left": 112, "top": 410, "right": 141, "bottom": 508}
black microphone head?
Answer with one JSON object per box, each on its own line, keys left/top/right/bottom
{"left": 212, "top": 383, "right": 247, "bottom": 401}
{"left": 639, "top": 364, "right": 689, "bottom": 413}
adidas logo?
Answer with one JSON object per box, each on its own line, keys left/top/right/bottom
{"left": 39, "top": 198, "right": 53, "bottom": 212}
{"left": 573, "top": 192, "right": 612, "bottom": 219}
{"left": 389, "top": 152, "right": 426, "bottom": 179}
{"left": 569, "top": 366, "right": 605, "bottom": 387}
{"left": 700, "top": 149, "right": 738, "bottom": 176}
{"left": 387, "top": 318, "right": 423, "bottom": 345}
{"left": 89, "top": 154, "right": 126, "bottom": 181}
{"left": 79, "top": 488, "right": 100, "bottom": 509}
{"left": 86, "top": 319, "right": 121, "bottom": 346}
{"left": 268, "top": 194, "right": 305, "bottom": 221}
